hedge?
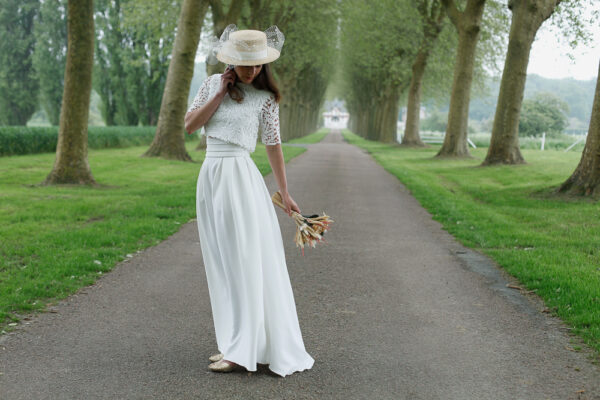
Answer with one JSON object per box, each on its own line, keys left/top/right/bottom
{"left": 0, "top": 126, "right": 197, "bottom": 157}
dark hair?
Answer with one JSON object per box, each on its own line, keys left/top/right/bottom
{"left": 228, "top": 63, "right": 281, "bottom": 103}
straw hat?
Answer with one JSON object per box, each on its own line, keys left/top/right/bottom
{"left": 208, "top": 25, "right": 285, "bottom": 66}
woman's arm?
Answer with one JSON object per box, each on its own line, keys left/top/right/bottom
{"left": 265, "top": 144, "right": 300, "bottom": 217}
{"left": 184, "top": 70, "right": 236, "bottom": 134}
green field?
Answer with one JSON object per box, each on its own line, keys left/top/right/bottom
{"left": 343, "top": 130, "right": 600, "bottom": 359}
{"left": 0, "top": 140, "right": 306, "bottom": 332}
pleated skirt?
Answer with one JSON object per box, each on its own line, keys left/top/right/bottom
{"left": 195, "top": 136, "right": 315, "bottom": 377}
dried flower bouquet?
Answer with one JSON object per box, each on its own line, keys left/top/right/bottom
{"left": 271, "top": 191, "right": 333, "bottom": 255}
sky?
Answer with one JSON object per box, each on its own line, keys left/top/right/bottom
{"left": 527, "top": 5, "right": 600, "bottom": 81}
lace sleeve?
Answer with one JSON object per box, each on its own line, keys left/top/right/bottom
{"left": 186, "top": 75, "right": 214, "bottom": 114}
{"left": 259, "top": 94, "right": 281, "bottom": 145}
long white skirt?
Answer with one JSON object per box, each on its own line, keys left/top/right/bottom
{"left": 195, "top": 136, "right": 315, "bottom": 377}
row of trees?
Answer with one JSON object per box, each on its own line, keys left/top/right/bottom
{"left": 0, "top": 0, "right": 174, "bottom": 127}
{"left": 341, "top": 0, "right": 588, "bottom": 160}
{"left": 10, "top": 0, "right": 338, "bottom": 144}
{"left": 341, "top": 0, "right": 506, "bottom": 148}
{"left": 143, "top": 0, "right": 339, "bottom": 159}
{"left": 1, "top": 0, "right": 599, "bottom": 195}
{"left": 341, "top": 0, "right": 599, "bottom": 195}
{"left": 1, "top": 0, "right": 340, "bottom": 182}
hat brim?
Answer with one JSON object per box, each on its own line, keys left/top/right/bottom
{"left": 216, "top": 47, "right": 280, "bottom": 66}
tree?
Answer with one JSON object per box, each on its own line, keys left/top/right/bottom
{"left": 273, "top": 0, "right": 339, "bottom": 140}
{"left": 121, "top": 0, "right": 181, "bottom": 126}
{"left": 93, "top": 0, "right": 139, "bottom": 126}
{"left": 482, "top": 0, "right": 597, "bottom": 165}
{"left": 43, "top": 0, "right": 96, "bottom": 185}
{"left": 401, "top": 0, "right": 447, "bottom": 147}
{"left": 558, "top": 60, "right": 600, "bottom": 196}
{"left": 436, "top": 0, "right": 487, "bottom": 157}
{"left": 233, "top": 0, "right": 338, "bottom": 141}
{"left": 32, "top": 0, "right": 68, "bottom": 126}
{"left": 482, "top": 0, "right": 560, "bottom": 165}
{"left": 143, "top": 0, "right": 210, "bottom": 160}
{"left": 0, "top": 0, "right": 39, "bottom": 125}
{"left": 518, "top": 92, "right": 568, "bottom": 137}
{"left": 341, "top": 0, "right": 421, "bottom": 142}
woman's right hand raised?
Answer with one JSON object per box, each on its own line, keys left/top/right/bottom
{"left": 218, "top": 68, "right": 236, "bottom": 95}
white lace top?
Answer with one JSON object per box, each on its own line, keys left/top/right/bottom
{"left": 186, "top": 73, "right": 281, "bottom": 153}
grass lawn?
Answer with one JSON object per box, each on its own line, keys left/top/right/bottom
{"left": 342, "top": 130, "right": 600, "bottom": 359}
{"left": 285, "top": 128, "right": 329, "bottom": 144}
{"left": 0, "top": 140, "right": 306, "bottom": 332}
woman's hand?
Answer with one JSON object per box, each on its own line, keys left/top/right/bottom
{"left": 280, "top": 191, "right": 300, "bottom": 217}
{"left": 218, "top": 68, "right": 236, "bottom": 95}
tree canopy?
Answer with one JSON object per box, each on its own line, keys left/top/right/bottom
{"left": 519, "top": 92, "right": 569, "bottom": 137}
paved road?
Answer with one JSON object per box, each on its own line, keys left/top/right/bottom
{"left": 1, "top": 130, "right": 599, "bottom": 399}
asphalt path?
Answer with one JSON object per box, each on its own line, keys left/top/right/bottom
{"left": 1, "top": 130, "right": 599, "bottom": 399}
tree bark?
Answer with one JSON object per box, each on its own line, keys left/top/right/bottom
{"left": 378, "top": 91, "right": 401, "bottom": 143}
{"left": 436, "top": 0, "right": 486, "bottom": 158}
{"left": 143, "top": 0, "right": 209, "bottom": 161}
{"left": 558, "top": 60, "right": 600, "bottom": 196}
{"left": 360, "top": 88, "right": 400, "bottom": 143}
{"left": 402, "top": 50, "right": 428, "bottom": 146}
{"left": 43, "top": 0, "right": 95, "bottom": 185}
{"left": 402, "top": 0, "right": 445, "bottom": 147}
{"left": 482, "top": 0, "right": 561, "bottom": 166}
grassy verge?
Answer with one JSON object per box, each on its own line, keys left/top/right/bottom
{"left": 286, "top": 128, "right": 329, "bottom": 144}
{"left": 343, "top": 130, "right": 600, "bottom": 358}
{"left": 0, "top": 141, "right": 305, "bottom": 332}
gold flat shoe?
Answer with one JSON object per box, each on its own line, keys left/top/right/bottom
{"left": 209, "top": 353, "right": 224, "bottom": 362}
{"left": 208, "top": 359, "right": 237, "bottom": 372}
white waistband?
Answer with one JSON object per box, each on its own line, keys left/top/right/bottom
{"left": 205, "top": 137, "right": 249, "bottom": 158}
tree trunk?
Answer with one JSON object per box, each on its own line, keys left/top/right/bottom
{"left": 402, "top": 50, "right": 428, "bottom": 146}
{"left": 195, "top": 134, "right": 207, "bottom": 150}
{"left": 402, "top": 0, "right": 445, "bottom": 147}
{"left": 279, "top": 100, "right": 291, "bottom": 141}
{"left": 482, "top": 0, "right": 561, "bottom": 166}
{"left": 43, "top": 0, "right": 95, "bottom": 185}
{"left": 437, "top": 0, "right": 486, "bottom": 158}
{"left": 558, "top": 60, "right": 600, "bottom": 196}
{"left": 143, "top": 0, "right": 209, "bottom": 161}
{"left": 366, "top": 101, "right": 378, "bottom": 141}
{"left": 362, "top": 88, "right": 400, "bottom": 143}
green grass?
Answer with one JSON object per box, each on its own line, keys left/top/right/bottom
{"left": 285, "top": 128, "right": 329, "bottom": 144}
{"left": 343, "top": 130, "right": 600, "bottom": 359}
{"left": 0, "top": 141, "right": 305, "bottom": 332}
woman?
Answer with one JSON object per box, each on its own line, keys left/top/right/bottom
{"left": 184, "top": 27, "right": 315, "bottom": 377}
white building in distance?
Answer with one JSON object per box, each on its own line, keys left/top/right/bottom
{"left": 323, "top": 99, "right": 349, "bottom": 130}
